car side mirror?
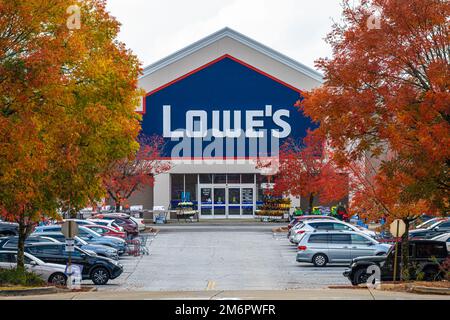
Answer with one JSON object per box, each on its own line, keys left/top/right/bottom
{"left": 30, "top": 260, "right": 38, "bottom": 266}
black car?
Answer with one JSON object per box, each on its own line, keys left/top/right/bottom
{"left": 0, "top": 221, "right": 19, "bottom": 237}
{"left": 344, "top": 240, "right": 448, "bottom": 285}
{"left": 35, "top": 232, "right": 120, "bottom": 260}
{"left": 23, "top": 242, "right": 123, "bottom": 285}
{"left": 409, "top": 218, "right": 450, "bottom": 239}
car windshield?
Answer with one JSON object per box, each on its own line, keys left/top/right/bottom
{"left": 24, "top": 253, "right": 45, "bottom": 265}
{"left": 418, "top": 219, "right": 437, "bottom": 229}
{"left": 427, "top": 220, "right": 447, "bottom": 230}
{"left": 74, "top": 236, "right": 88, "bottom": 245}
{"left": 75, "top": 246, "right": 91, "bottom": 256}
{"left": 81, "top": 227, "right": 101, "bottom": 238}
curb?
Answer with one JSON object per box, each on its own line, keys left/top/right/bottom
{"left": 410, "top": 286, "right": 450, "bottom": 295}
{"left": 0, "top": 286, "right": 98, "bottom": 297}
{"left": 0, "top": 286, "right": 58, "bottom": 297}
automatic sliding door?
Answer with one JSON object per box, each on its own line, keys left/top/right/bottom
{"left": 228, "top": 188, "right": 241, "bottom": 215}
{"left": 213, "top": 187, "right": 226, "bottom": 216}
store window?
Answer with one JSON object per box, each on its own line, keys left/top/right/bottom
{"left": 227, "top": 174, "right": 240, "bottom": 184}
{"left": 184, "top": 174, "right": 198, "bottom": 202}
{"left": 256, "top": 174, "right": 272, "bottom": 204}
{"left": 171, "top": 174, "right": 184, "bottom": 204}
{"left": 241, "top": 174, "right": 255, "bottom": 183}
{"left": 199, "top": 174, "right": 213, "bottom": 184}
{"left": 213, "top": 174, "right": 227, "bottom": 184}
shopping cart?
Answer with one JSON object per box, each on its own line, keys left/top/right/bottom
{"left": 126, "top": 239, "right": 141, "bottom": 256}
{"left": 138, "top": 234, "right": 152, "bottom": 255}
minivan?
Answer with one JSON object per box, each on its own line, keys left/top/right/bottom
{"left": 296, "top": 231, "right": 391, "bottom": 267}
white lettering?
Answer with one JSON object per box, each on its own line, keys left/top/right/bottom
{"left": 246, "top": 110, "right": 264, "bottom": 138}
{"left": 186, "top": 110, "right": 207, "bottom": 138}
{"left": 272, "top": 109, "right": 291, "bottom": 138}
{"left": 163, "top": 105, "right": 183, "bottom": 138}
{"left": 162, "top": 105, "right": 291, "bottom": 139}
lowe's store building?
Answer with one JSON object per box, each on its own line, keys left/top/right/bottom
{"left": 130, "top": 28, "right": 323, "bottom": 219}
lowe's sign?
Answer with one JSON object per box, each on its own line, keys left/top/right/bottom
{"left": 141, "top": 55, "right": 315, "bottom": 159}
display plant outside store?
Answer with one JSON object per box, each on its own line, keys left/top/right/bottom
{"left": 256, "top": 197, "right": 291, "bottom": 219}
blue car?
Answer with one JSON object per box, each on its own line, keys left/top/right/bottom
{"left": 34, "top": 225, "right": 127, "bottom": 255}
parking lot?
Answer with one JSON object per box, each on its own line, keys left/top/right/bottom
{"left": 95, "top": 223, "right": 348, "bottom": 291}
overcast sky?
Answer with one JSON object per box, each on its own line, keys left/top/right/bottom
{"left": 105, "top": 0, "right": 344, "bottom": 72}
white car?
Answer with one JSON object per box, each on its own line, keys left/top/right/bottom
{"left": 431, "top": 233, "right": 450, "bottom": 251}
{"left": 130, "top": 216, "right": 146, "bottom": 232}
{"left": 289, "top": 219, "right": 377, "bottom": 244}
{"left": 415, "top": 218, "right": 445, "bottom": 230}
{"left": 0, "top": 251, "right": 67, "bottom": 285}
{"left": 87, "top": 218, "right": 124, "bottom": 232}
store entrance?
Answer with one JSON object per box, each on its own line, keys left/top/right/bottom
{"left": 198, "top": 184, "right": 255, "bottom": 218}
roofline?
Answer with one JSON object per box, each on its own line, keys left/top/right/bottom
{"left": 141, "top": 27, "right": 324, "bottom": 83}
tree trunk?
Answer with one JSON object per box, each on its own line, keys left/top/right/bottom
{"left": 115, "top": 200, "right": 121, "bottom": 212}
{"left": 16, "top": 214, "right": 27, "bottom": 271}
{"left": 308, "top": 193, "right": 315, "bottom": 214}
{"left": 400, "top": 219, "right": 410, "bottom": 281}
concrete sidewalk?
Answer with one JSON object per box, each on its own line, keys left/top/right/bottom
{"left": 1, "top": 288, "right": 449, "bottom": 300}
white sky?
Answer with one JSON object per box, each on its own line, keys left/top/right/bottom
{"left": 105, "top": 0, "right": 344, "bottom": 71}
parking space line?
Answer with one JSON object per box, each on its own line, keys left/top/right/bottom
{"left": 206, "top": 280, "right": 216, "bottom": 291}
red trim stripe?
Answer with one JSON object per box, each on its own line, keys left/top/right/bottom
{"left": 139, "top": 54, "right": 303, "bottom": 115}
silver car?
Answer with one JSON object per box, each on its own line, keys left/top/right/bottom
{"left": 296, "top": 231, "right": 391, "bottom": 267}
{"left": 431, "top": 233, "right": 450, "bottom": 251}
{"left": 0, "top": 251, "right": 67, "bottom": 285}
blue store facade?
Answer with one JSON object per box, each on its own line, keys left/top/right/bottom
{"left": 133, "top": 28, "right": 323, "bottom": 218}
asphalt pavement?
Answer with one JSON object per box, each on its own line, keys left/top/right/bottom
{"left": 94, "top": 222, "right": 349, "bottom": 291}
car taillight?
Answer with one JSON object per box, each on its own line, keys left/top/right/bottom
{"left": 296, "top": 230, "right": 305, "bottom": 234}
{"left": 298, "top": 246, "right": 307, "bottom": 251}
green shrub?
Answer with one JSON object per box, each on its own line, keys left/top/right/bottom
{"left": 0, "top": 268, "right": 46, "bottom": 287}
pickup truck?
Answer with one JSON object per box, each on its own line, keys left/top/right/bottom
{"left": 344, "top": 240, "right": 448, "bottom": 285}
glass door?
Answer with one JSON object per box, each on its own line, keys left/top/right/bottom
{"left": 213, "top": 187, "right": 226, "bottom": 217}
{"left": 200, "top": 187, "right": 212, "bottom": 216}
{"left": 228, "top": 187, "right": 241, "bottom": 216}
{"left": 241, "top": 186, "right": 254, "bottom": 216}
{"left": 198, "top": 183, "right": 256, "bottom": 218}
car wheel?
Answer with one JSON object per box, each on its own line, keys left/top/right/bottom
{"left": 48, "top": 273, "right": 67, "bottom": 286}
{"left": 353, "top": 268, "right": 370, "bottom": 285}
{"left": 312, "top": 253, "right": 328, "bottom": 267}
{"left": 91, "top": 267, "right": 110, "bottom": 285}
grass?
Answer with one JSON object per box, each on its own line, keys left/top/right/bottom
{"left": 0, "top": 268, "right": 46, "bottom": 288}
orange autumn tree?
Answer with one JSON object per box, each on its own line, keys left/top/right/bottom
{"left": 298, "top": 0, "right": 449, "bottom": 276}
{"left": 0, "top": 0, "right": 142, "bottom": 269}
{"left": 103, "top": 135, "right": 171, "bottom": 211}
{"left": 260, "top": 131, "right": 348, "bottom": 213}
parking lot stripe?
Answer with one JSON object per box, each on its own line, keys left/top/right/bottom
{"left": 206, "top": 280, "right": 216, "bottom": 291}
